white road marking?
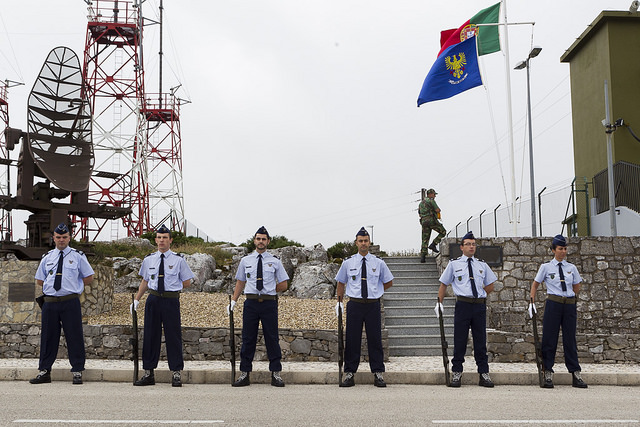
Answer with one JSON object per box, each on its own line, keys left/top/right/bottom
{"left": 13, "top": 420, "right": 224, "bottom": 424}
{"left": 432, "top": 420, "right": 639, "bottom": 425}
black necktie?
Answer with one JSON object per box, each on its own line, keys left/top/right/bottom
{"left": 361, "top": 257, "right": 368, "bottom": 299}
{"left": 53, "top": 251, "right": 64, "bottom": 291}
{"left": 558, "top": 262, "right": 567, "bottom": 292}
{"left": 257, "top": 254, "right": 263, "bottom": 291}
{"left": 468, "top": 258, "right": 478, "bottom": 298}
{"left": 158, "top": 253, "right": 165, "bottom": 294}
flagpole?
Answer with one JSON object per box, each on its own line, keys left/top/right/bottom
{"left": 501, "top": 0, "right": 518, "bottom": 237}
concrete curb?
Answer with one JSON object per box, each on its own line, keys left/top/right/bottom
{"left": 3, "top": 367, "right": 639, "bottom": 386}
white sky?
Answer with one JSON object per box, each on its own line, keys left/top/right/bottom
{"left": 0, "top": 0, "right": 630, "bottom": 252}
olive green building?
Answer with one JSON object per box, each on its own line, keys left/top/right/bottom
{"left": 561, "top": 11, "right": 640, "bottom": 236}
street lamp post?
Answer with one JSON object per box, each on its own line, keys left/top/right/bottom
{"left": 515, "top": 46, "right": 542, "bottom": 237}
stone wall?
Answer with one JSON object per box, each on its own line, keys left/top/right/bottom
{"left": 0, "top": 260, "right": 114, "bottom": 323}
{"left": 0, "top": 322, "right": 387, "bottom": 362}
{"left": 437, "top": 236, "right": 640, "bottom": 363}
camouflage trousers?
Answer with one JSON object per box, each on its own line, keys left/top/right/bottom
{"left": 420, "top": 219, "right": 446, "bottom": 254}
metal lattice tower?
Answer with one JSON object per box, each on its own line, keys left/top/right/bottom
{"left": 142, "top": 91, "right": 185, "bottom": 233}
{"left": 78, "top": 0, "right": 149, "bottom": 239}
{"left": 0, "top": 82, "right": 13, "bottom": 240}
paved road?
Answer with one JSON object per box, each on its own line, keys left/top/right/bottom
{"left": 2, "top": 381, "right": 639, "bottom": 426}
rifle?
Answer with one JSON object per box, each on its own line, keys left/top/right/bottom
{"left": 531, "top": 298, "right": 544, "bottom": 387}
{"left": 437, "top": 298, "right": 450, "bottom": 386}
{"left": 130, "top": 293, "right": 139, "bottom": 384}
{"left": 229, "top": 295, "right": 236, "bottom": 385}
{"left": 337, "top": 296, "right": 344, "bottom": 385}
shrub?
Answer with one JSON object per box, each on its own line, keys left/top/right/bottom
{"left": 327, "top": 240, "right": 357, "bottom": 260}
{"left": 241, "top": 235, "right": 304, "bottom": 253}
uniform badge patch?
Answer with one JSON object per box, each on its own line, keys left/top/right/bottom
{"left": 247, "top": 273, "right": 251, "bottom": 278}
{"left": 49, "top": 270, "right": 54, "bottom": 275}
{"left": 372, "top": 268, "right": 377, "bottom": 272}
{"left": 169, "top": 265, "right": 174, "bottom": 269}
{"left": 69, "top": 260, "right": 74, "bottom": 264}
{"left": 550, "top": 274, "right": 555, "bottom": 279}
{"left": 268, "top": 263, "right": 273, "bottom": 267}
{"left": 151, "top": 274, "right": 155, "bottom": 280}
{"left": 457, "top": 276, "right": 462, "bottom": 281}
{"left": 351, "top": 275, "right": 356, "bottom": 281}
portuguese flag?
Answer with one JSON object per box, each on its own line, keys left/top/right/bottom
{"left": 438, "top": 3, "right": 501, "bottom": 57}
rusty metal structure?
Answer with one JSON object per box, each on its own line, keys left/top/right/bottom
{"left": 2, "top": 46, "right": 130, "bottom": 259}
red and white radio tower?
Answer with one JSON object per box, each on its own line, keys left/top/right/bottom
{"left": 0, "top": 81, "right": 15, "bottom": 240}
{"left": 78, "top": 0, "right": 185, "bottom": 239}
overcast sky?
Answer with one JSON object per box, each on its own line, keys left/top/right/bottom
{"left": 0, "top": 1, "right": 631, "bottom": 252}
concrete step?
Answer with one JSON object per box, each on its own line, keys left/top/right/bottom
{"left": 385, "top": 314, "right": 454, "bottom": 326}
{"left": 389, "top": 336, "right": 450, "bottom": 348}
{"left": 386, "top": 285, "right": 438, "bottom": 293}
{"left": 389, "top": 345, "right": 449, "bottom": 357}
{"left": 392, "top": 270, "right": 441, "bottom": 278}
{"left": 383, "top": 264, "right": 439, "bottom": 272}
{"left": 385, "top": 325, "right": 454, "bottom": 335}
{"left": 392, "top": 277, "right": 440, "bottom": 284}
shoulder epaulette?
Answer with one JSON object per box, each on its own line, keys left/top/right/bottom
{"left": 477, "top": 258, "right": 486, "bottom": 263}
{"left": 272, "top": 254, "right": 280, "bottom": 259}
{"left": 144, "top": 252, "right": 154, "bottom": 258}
{"left": 344, "top": 255, "right": 352, "bottom": 260}
{"left": 453, "top": 256, "right": 462, "bottom": 261}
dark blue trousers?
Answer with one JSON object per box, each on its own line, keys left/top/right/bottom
{"left": 542, "top": 299, "right": 580, "bottom": 373}
{"left": 452, "top": 300, "right": 489, "bottom": 373}
{"left": 344, "top": 300, "right": 385, "bottom": 373}
{"left": 142, "top": 294, "right": 184, "bottom": 371}
{"left": 240, "top": 299, "right": 282, "bottom": 372}
{"left": 39, "top": 297, "right": 85, "bottom": 372}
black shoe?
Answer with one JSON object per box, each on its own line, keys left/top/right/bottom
{"left": 479, "top": 373, "right": 494, "bottom": 388}
{"left": 429, "top": 243, "right": 439, "bottom": 253}
{"left": 172, "top": 371, "right": 182, "bottom": 387}
{"left": 449, "top": 371, "right": 461, "bottom": 387}
{"left": 373, "top": 372, "right": 386, "bottom": 388}
{"left": 72, "top": 372, "right": 83, "bottom": 385}
{"left": 271, "top": 371, "right": 285, "bottom": 387}
{"left": 232, "top": 372, "right": 250, "bottom": 387}
{"left": 542, "top": 371, "right": 554, "bottom": 389}
{"left": 340, "top": 372, "right": 355, "bottom": 387}
{"left": 572, "top": 371, "right": 588, "bottom": 388}
{"left": 134, "top": 370, "right": 155, "bottom": 386}
{"left": 29, "top": 369, "right": 51, "bottom": 384}
{"left": 420, "top": 253, "right": 426, "bottom": 263}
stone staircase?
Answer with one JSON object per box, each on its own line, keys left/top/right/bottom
{"left": 383, "top": 256, "right": 453, "bottom": 357}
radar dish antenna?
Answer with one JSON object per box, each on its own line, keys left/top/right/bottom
{"left": 27, "top": 46, "right": 93, "bottom": 192}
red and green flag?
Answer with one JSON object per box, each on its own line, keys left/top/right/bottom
{"left": 438, "top": 3, "right": 501, "bottom": 57}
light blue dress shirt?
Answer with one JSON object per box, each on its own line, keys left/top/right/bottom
{"left": 139, "top": 250, "right": 195, "bottom": 292}
{"left": 439, "top": 255, "right": 497, "bottom": 298}
{"left": 335, "top": 253, "right": 394, "bottom": 299}
{"left": 235, "top": 251, "right": 289, "bottom": 295}
{"left": 534, "top": 258, "right": 582, "bottom": 297}
{"left": 36, "top": 247, "right": 94, "bottom": 297}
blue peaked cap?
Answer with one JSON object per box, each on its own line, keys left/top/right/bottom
{"left": 356, "top": 227, "right": 369, "bottom": 237}
{"left": 156, "top": 224, "right": 171, "bottom": 234}
{"left": 255, "top": 226, "right": 270, "bottom": 239}
{"left": 552, "top": 234, "right": 567, "bottom": 247}
{"left": 461, "top": 231, "right": 475, "bottom": 243}
{"left": 53, "top": 223, "right": 69, "bottom": 234}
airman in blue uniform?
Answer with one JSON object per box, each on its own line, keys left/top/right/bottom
{"left": 30, "top": 223, "right": 94, "bottom": 385}
{"left": 437, "top": 231, "right": 497, "bottom": 388}
{"left": 131, "top": 224, "right": 194, "bottom": 387}
{"left": 228, "top": 226, "right": 289, "bottom": 387}
{"left": 529, "top": 234, "right": 587, "bottom": 389}
{"left": 335, "top": 227, "right": 394, "bottom": 388}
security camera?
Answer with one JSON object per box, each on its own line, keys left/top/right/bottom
{"left": 630, "top": 0, "right": 639, "bottom": 12}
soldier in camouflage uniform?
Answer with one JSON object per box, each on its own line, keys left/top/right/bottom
{"left": 419, "top": 188, "right": 446, "bottom": 262}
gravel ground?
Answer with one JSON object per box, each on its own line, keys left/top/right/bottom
{"left": 86, "top": 293, "right": 338, "bottom": 330}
